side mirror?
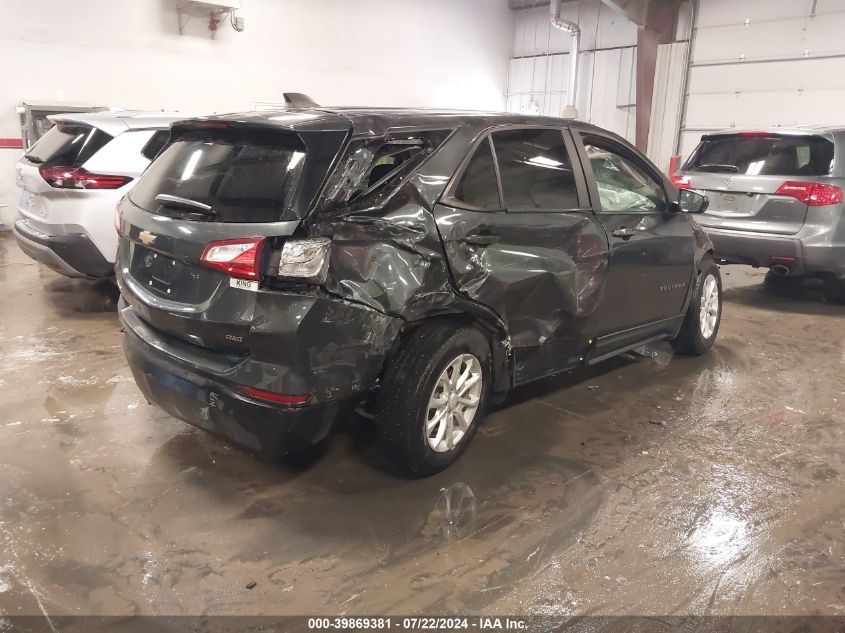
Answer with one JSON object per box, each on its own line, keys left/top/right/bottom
{"left": 677, "top": 189, "right": 709, "bottom": 214}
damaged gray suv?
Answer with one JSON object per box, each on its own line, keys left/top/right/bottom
{"left": 116, "top": 108, "right": 719, "bottom": 475}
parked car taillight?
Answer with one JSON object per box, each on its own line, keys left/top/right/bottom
{"left": 39, "top": 165, "right": 133, "bottom": 190}
{"left": 775, "top": 181, "right": 843, "bottom": 207}
{"left": 671, "top": 174, "right": 692, "bottom": 189}
{"left": 200, "top": 237, "right": 265, "bottom": 280}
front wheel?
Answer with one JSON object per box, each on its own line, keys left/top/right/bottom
{"left": 671, "top": 257, "right": 722, "bottom": 356}
{"left": 376, "top": 323, "right": 491, "bottom": 477}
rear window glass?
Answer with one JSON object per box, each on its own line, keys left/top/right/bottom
{"left": 321, "top": 129, "right": 451, "bottom": 212}
{"left": 491, "top": 128, "right": 579, "bottom": 210}
{"left": 685, "top": 134, "right": 834, "bottom": 176}
{"left": 23, "top": 123, "right": 112, "bottom": 167}
{"left": 129, "top": 131, "right": 306, "bottom": 223}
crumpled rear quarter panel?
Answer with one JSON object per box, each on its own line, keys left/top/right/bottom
{"left": 250, "top": 291, "right": 402, "bottom": 402}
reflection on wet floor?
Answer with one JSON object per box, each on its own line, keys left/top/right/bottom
{"left": 0, "top": 232, "right": 843, "bottom": 617}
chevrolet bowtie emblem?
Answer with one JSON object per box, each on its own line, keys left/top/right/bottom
{"left": 139, "top": 230, "right": 157, "bottom": 246}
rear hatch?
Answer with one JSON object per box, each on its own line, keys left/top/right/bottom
{"left": 16, "top": 121, "right": 116, "bottom": 233}
{"left": 117, "top": 117, "right": 350, "bottom": 354}
{"left": 677, "top": 132, "right": 836, "bottom": 235}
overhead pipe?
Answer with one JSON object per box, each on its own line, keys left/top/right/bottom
{"left": 550, "top": 0, "right": 581, "bottom": 118}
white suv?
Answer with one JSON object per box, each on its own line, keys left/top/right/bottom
{"left": 13, "top": 111, "right": 192, "bottom": 279}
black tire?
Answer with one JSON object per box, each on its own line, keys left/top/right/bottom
{"left": 764, "top": 271, "right": 803, "bottom": 296}
{"left": 671, "top": 257, "right": 722, "bottom": 356}
{"left": 824, "top": 277, "right": 845, "bottom": 304}
{"left": 376, "top": 322, "right": 492, "bottom": 477}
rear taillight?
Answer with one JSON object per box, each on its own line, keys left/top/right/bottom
{"left": 671, "top": 174, "right": 692, "bottom": 189}
{"left": 200, "top": 237, "right": 264, "bottom": 280}
{"left": 775, "top": 181, "right": 843, "bottom": 207}
{"left": 273, "top": 237, "right": 331, "bottom": 283}
{"left": 39, "top": 166, "right": 133, "bottom": 190}
{"left": 241, "top": 386, "right": 311, "bottom": 406}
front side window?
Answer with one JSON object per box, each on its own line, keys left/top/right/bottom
{"left": 491, "top": 128, "right": 579, "bottom": 210}
{"left": 584, "top": 140, "right": 667, "bottom": 212}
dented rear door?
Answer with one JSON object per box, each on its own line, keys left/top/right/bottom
{"left": 435, "top": 126, "right": 609, "bottom": 384}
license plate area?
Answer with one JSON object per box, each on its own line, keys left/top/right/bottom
{"left": 129, "top": 245, "right": 203, "bottom": 300}
{"left": 707, "top": 191, "right": 757, "bottom": 216}
{"left": 148, "top": 252, "right": 176, "bottom": 289}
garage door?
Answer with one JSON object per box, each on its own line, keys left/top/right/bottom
{"left": 679, "top": 0, "right": 845, "bottom": 161}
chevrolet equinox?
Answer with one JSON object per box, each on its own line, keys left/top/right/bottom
{"left": 116, "top": 108, "right": 719, "bottom": 476}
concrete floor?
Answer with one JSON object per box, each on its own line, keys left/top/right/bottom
{"left": 0, "top": 231, "right": 844, "bottom": 618}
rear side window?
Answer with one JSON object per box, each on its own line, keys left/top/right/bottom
{"left": 140, "top": 130, "right": 170, "bottom": 161}
{"left": 321, "top": 130, "right": 451, "bottom": 212}
{"left": 23, "top": 123, "right": 112, "bottom": 167}
{"left": 491, "top": 128, "right": 579, "bottom": 210}
{"left": 129, "top": 131, "right": 306, "bottom": 223}
{"left": 685, "top": 134, "right": 834, "bottom": 176}
{"left": 454, "top": 140, "right": 501, "bottom": 210}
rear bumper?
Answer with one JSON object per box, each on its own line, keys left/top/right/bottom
{"left": 704, "top": 226, "right": 845, "bottom": 278}
{"left": 13, "top": 219, "right": 114, "bottom": 279}
{"left": 121, "top": 302, "right": 347, "bottom": 455}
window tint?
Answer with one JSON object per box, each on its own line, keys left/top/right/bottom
{"left": 491, "top": 128, "right": 578, "bottom": 210}
{"left": 23, "top": 123, "right": 112, "bottom": 167}
{"left": 129, "top": 131, "right": 306, "bottom": 223}
{"left": 454, "top": 140, "right": 501, "bottom": 210}
{"left": 141, "top": 130, "right": 171, "bottom": 161}
{"left": 685, "top": 134, "right": 834, "bottom": 176}
{"left": 584, "top": 141, "right": 666, "bottom": 212}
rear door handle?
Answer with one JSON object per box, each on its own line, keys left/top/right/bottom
{"left": 612, "top": 227, "right": 636, "bottom": 239}
{"left": 462, "top": 232, "right": 500, "bottom": 246}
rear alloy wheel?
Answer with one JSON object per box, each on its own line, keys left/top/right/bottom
{"left": 377, "top": 323, "right": 491, "bottom": 477}
{"left": 425, "top": 354, "right": 483, "bottom": 453}
{"left": 672, "top": 257, "right": 722, "bottom": 356}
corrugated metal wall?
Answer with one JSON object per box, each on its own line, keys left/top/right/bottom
{"left": 506, "top": 2, "right": 638, "bottom": 144}
{"left": 647, "top": 41, "right": 689, "bottom": 172}
{"left": 680, "top": 0, "right": 845, "bottom": 160}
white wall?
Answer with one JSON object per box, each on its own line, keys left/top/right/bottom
{"left": 680, "top": 0, "right": 845, "bottom": 159}
{"left": 505, "top": 1, "right": 638, "bottom": 142}
{"left": 0, "top": 0, "right": 515, "bottom": 228}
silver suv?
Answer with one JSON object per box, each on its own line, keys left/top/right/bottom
{"left": 674, "top": 127, "right": 845, "bottom": 302}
